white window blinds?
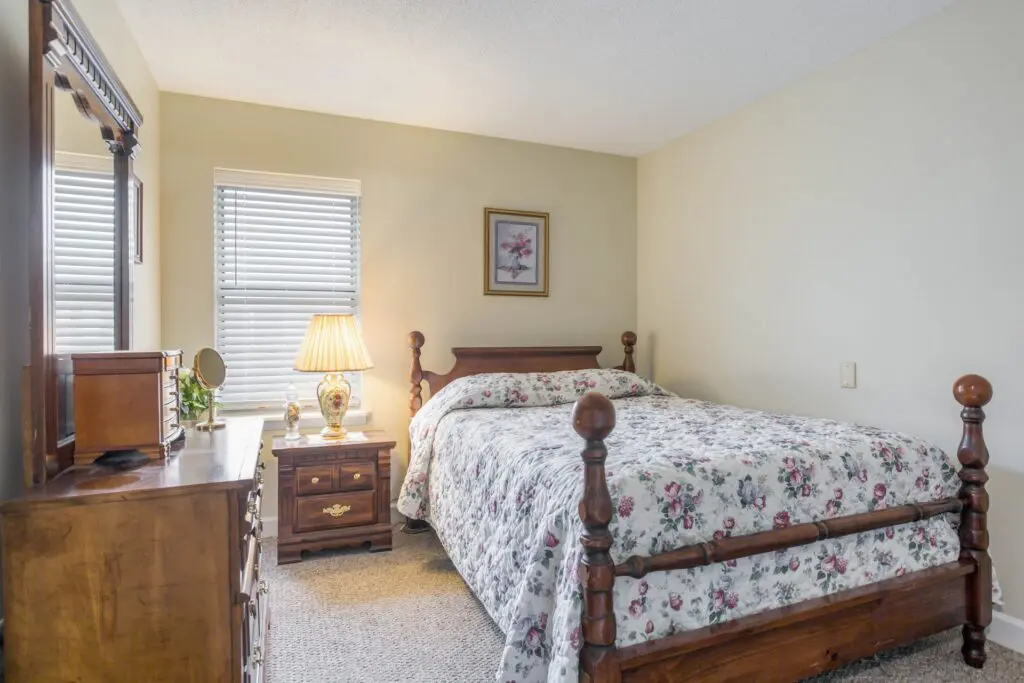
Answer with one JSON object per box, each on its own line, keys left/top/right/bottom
{"left": 213, "top": 169, "right": 362, "bottom": 408}
{"left": 53, "top": 164, "right": 116, "bottom": 354}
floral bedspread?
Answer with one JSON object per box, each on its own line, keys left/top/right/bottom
{"left": 397, "top": 369, "right": 968, "bottom": 683}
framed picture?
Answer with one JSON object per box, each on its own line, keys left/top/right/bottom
{"left": 483, "top": 208, "right": 549, "bottom": 296}
{"left": 129, "top": 174, "right": 143, "bottom": 264}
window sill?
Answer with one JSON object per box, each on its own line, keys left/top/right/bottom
{"left": 219, "top": 407, "right": 372, "bottom": 433}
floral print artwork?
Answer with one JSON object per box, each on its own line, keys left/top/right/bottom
{"left": 396, "top": 369, "right": 987, "bottom": 683}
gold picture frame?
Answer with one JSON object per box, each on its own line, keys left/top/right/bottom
{"left": 483, "top": 207, "right": 550, "bottom": 297}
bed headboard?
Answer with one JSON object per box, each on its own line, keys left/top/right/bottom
{"left": 408, "top": 330, "right": 636, "bottom": 416}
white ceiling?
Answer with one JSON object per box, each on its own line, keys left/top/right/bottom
{"left": 115, "top": 0, "right": 953, "bottom": 156}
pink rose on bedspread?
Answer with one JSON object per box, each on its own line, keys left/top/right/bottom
{"left": 669, "top": 593, "right": 682, "bottom": 610}
{"left": 483, "top": 389, "right": 492, "bottom": 397}
{"left": 727, "top": 593, "right": 739, "bottom": 609}
{"left": 570, "top": 626, "right": 582, "bottom": 651}
{"left": 858, "top": 468, "right": 869, "bottom": 483}
{"left": 538, "top": 612, "right": 548, "bottom": 630}
{"left": 683, "top": 513, "right": 694, "bottom": 529}
{"left": 789, "top": 469, "right": 801, "bottom": 484}
{"left": 915, "top": 477, "right": 926, "bottom": 490}
{"left": 669, "top": 498, "right": 685, "bottom": 518}
{"left": 822, "top": 555, "right": 835, "bottom": 572}
{"left": 874, "top": 483, "right": 887, "bottom": 500}
{"left": 639, "top": 581, "right": 648, "bottom": 596}
{"left": 801, "top": 484, "right": 811, "bottom": 497}
{"left": 525, "top": 627, "right": 542, "bottom": 650}
{"left": 665, "top": 482, "right": 682, "bottom": 499}
{"left": 723, "top": 516, "right": 735, "bottom": 529}
{"left": 789, "top": 557, "right": 801, "bottom": 571}
{"left": 618, "top": 496, "right": 635, "bottom": 518}
{"left": 885, "top": 526, "right": 895, "bottom": 539}
{"left": 773, "top": 511, "right": 791, "bottom": 529}
{"left": 896, "top": 566, "right": 907, "bottom": 577}
{"left": 726, "top": 559, "right": 737, "bottom": 568}
{"left": 713, "top": 590, "right": 725, "bottom": 609}
{"left": 916, "top": 527, "right": 926, "bottom": 541}
{"left": 544, "top": 532, "right": 559, "bottom": 548}
{"left": 713, "top": 530, "right": 725, "bottom": 540}
{"left": 754, "top": 495, "right": 767, "bottom": 510}
{"left": 836, "top": 557, "right": 848, "bottom": 574}
{"left": 629, "top": 598, "right": 644, "bottom": 618}
{"left": 645, "top": 620, "right": 654, "bottom": 635}
{"left": 834, "top": 488, "right": 844, "bottom": 500}
{"left": 930, "top": 534, "right": 937, "bottom": 548}
{"left": 825, "top": 500, "right": 838, "bottom": 517}
{"left": 783, "top": 456, "right": 797, "bottom": 471}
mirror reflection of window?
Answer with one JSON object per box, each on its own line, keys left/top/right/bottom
{"left": 52, "top": 152, "right": 116, "bottom": 354}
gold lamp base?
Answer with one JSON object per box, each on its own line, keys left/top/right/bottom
{"left": 317, "top": 373, "right": 351, "bottom": 440}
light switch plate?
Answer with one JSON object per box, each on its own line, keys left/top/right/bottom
{"left": 841, "top": 362, "right": 857, "bottom": 389}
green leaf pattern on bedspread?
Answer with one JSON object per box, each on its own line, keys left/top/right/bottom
{"left": 396, "top": 369, "right": 976, "bottom": 683}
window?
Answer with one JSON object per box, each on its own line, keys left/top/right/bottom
{"left": 213, "top": 169, "right": 362, "bottom": 409}
{"left": 53, "top": 153, "right": 116, "bottom": 354}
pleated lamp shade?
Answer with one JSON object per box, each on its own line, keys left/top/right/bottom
{"left": 294, "top": 314, "right": 374, "bottom": 373}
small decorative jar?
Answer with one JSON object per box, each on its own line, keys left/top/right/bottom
{"left": 284, "top": 385, "right": 301, "bottom": 441}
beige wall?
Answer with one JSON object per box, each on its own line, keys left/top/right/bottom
{"left": 160, "top": 93, "right": 637, "bottom": 517}
{"left": 57, "top": 0, "right": 162, "bottom": 348}
{"left": 638, "top": 0, "right": 1024, "bottom": 618}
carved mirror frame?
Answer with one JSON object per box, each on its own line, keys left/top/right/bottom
{"left": 28, "top": 0, "right": 143, "bottom": 484}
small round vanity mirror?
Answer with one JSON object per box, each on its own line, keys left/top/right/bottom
{"left": 193, "top": 347, "right": 227, "bottom": 431}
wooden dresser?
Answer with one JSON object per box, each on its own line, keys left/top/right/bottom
{"left": 273, "top": 431, "right": 395, "bottom": 564}
{"left": 1, "top": 417, "right": 268, "bottom": 683}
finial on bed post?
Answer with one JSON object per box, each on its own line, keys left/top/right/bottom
{"left": 572, "top": 392, "right": 620, "bottom": 683}
{"left": 620, "top": 331, "right": 636, "bottom": 374}
{"left": 953, "top": 374, "right": 993, "bottom": 669}
{"left": 409, "top": 331, "right": 426, "bottom": 417}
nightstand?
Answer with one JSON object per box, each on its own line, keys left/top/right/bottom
{"left": 272, "top": 430, "right": 396, "bottom": 564}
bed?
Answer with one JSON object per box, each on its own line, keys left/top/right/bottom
{"left": 397, "top": 331, "right": 994, "bottom": 683}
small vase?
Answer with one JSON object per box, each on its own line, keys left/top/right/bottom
{"left": 182, "top": 418, "right": 198, "bottom": 432}
{"left": 284, "top": 385, "right": 302, "bottom": 441}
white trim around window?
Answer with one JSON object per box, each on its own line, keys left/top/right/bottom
{"left": 212, "top": 167, "right": 363, "bottom": 411}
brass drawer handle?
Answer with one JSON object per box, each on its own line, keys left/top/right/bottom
{"left": 311, "top": 476, "right": 320, "bottom": 484}
{"left": 322, "top": 504, "right": 351, "bottom": 518}
{"left": 353, "top": 472, "right": 361, "bottom": 481}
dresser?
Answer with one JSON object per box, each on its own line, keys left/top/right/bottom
{"left": 1, "top": 417, "right": 268, "bottom": 683}
{"left": 273, "top": 431, "right": 395, "bottom": 564}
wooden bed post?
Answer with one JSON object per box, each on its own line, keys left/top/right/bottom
{"left": 573, "top": 392, "right": 620, "bottom": 683}
{"left": 953, "top": 374, "right": 993, "bottom": 669}
{"left": 409, "top": 331, "right": 425, "bottom": 417}
{"left": 619, "top": 331, "right": 636, "bottom": 373}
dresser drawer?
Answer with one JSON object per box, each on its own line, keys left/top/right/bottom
{"left": 295, "top": 465, "right": 335, "bottom": 496}
{"left": 338, "top": 461, "right": 374, "bottom": 492}
{"left": 295, "top": 491, "right": 375, "bottom": 532}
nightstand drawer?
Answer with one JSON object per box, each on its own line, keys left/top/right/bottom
{"left": 295, "top": 465, "right": 335, "bottom": 496}
{"left": 338, "top": 461, "right": 374, "bottom": 492}
{"left": 295, "top": 491, "right": 375, "bottom": 532}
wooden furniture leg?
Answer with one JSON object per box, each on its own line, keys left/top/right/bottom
{"left": 573, "top": 392, "right": 621, "bottom": 683}
{"left": 953, "top": 374, "right": 993, "bottom": 668}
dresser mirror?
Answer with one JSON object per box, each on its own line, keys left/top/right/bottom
{"left": 194, "top": 347, "right": 227, "bottom": 432}
{"left": 27, "top": 0, "right": 144, "bottom": 484}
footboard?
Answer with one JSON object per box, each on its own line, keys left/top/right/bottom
{"left": 571, "top": 374, "right": 993, "bottom": 683}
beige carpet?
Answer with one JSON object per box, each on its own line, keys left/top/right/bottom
{"left": 263, "top": 527, "right": 1024, "bottom": 682}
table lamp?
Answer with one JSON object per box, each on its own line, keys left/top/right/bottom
{"left": 294, "top": 314, "right": 373, "bottom": 439}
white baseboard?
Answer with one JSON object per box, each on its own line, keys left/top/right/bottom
{"left": 262, "top": 515, "right": 278, "bottom": 539}
{"left": 990, "top": 611, "right": 1024, "bottom": 654}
